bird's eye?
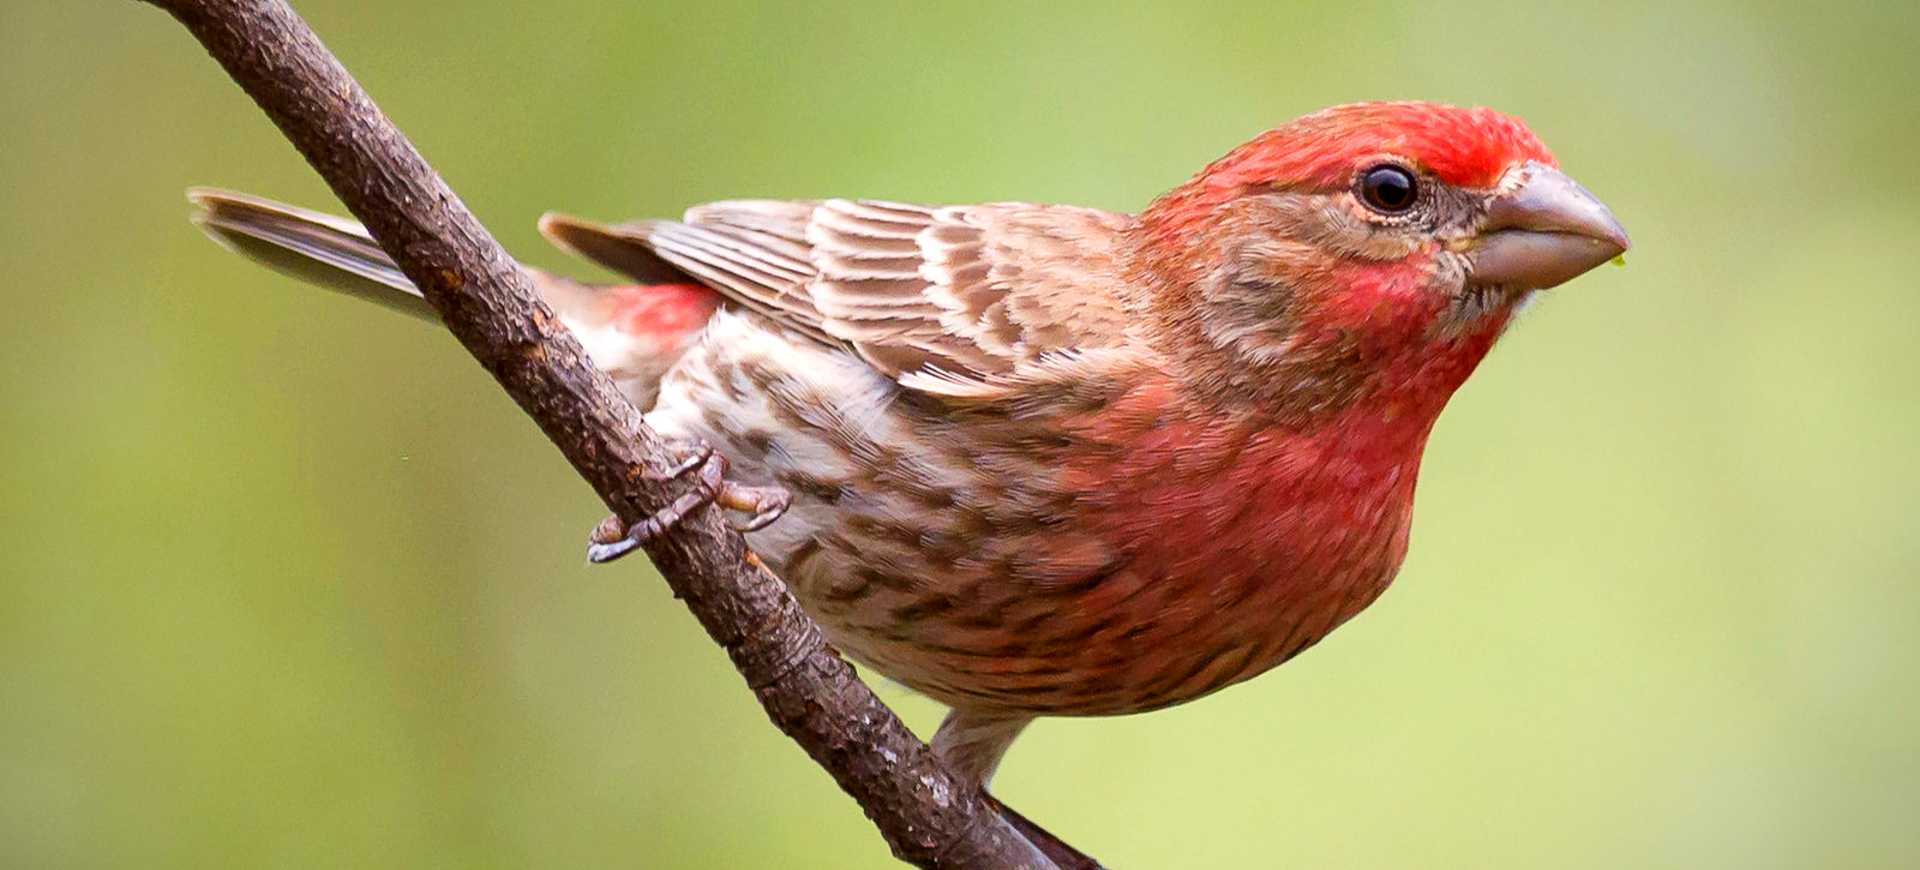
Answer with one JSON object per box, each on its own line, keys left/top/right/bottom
{"left": 1358, "top": 164, "right": 1418, "bottom": 214}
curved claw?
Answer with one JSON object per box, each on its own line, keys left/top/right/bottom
{"left": 586, "top": 533, "right": 645, "bottom": 564}
{"left": 586, "top": 514, "right": 645, "bottom": 563}
{"left": 736, "top": 497, "right": 789, "bottom": 532}
{"left": 656, "top": 440, "right": 713, "bottom": 480}
{"left": 721, "top": 481, "right": 791, "bottom": 534}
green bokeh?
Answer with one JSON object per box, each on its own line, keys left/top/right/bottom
{"left": 3, "top": 1, "right": 1916, "bottom": 867}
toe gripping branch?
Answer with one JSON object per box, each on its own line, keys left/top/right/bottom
{"left": 585, "top": 441, "right": 791, "bottom": 564}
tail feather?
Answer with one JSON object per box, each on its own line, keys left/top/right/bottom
{"left": 188, "top": 188, "right": 436, "bottom": 320}
{"left": 187, "top": 188, "right": 724, "bottom": 410}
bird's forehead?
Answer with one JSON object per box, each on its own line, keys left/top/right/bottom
{"left": 1219, "top": 102, "right": 1556, "bottom": 190}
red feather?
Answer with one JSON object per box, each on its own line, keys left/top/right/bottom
{"left": 1142, "top": 101, "right": 1554, "bottom": 245}
{"left": 1208, "top": 101, "right": 1555, "bottom": 189}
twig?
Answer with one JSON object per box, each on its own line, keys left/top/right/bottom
{"left": 137, "top": 1, "right": 1069, "bottom": 866}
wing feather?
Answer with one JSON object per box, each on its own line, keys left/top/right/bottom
{"left": 540, "top": 197, "right": 1141, "bottom": 401}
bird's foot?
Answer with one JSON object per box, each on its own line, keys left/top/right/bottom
{"left": 585, "top": 442, "right": 791, "bottom": 563}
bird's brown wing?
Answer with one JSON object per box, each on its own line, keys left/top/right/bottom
{"left": 540, "top": 199, "right": 1139, "bottom": 400}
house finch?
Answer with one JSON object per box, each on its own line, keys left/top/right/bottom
{"left": 190, "top": 101, "right": 1628, "bottom": 790}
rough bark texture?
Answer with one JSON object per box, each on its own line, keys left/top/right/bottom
{"left": 139, "top": 1, "right": 1076, "bottom": 867}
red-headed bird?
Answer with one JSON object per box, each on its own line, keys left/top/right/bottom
{"left": 191, "top": 101, "right": 1628, "bottom": 790}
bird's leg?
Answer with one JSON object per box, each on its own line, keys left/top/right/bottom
{"left": 585, "top": 442, "right": 721, "bottom": 563}
{"left": 585, "top": 442, "right": 790, "bottom": 563}
{"left": 932, "top": 709, "right": 1031, "bottom": 788}
{"left": 933, "top": 711, "right": 1106, "bottom": 869}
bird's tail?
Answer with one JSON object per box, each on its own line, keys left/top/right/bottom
{"left": 189, "top": 188, "right": 439, "bottom": 319}
{"left": 186, "top": 188, "right": 723, "bottom": 408}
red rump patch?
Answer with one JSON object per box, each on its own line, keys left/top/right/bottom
{"left": 610, "top": 283, "right": 721, "bottom": 341}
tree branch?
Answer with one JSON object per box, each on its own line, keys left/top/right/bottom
{"left": 138, "top": 1, "right": 1069, "bottom": 866}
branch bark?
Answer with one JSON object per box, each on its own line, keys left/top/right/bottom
{"left": 138, "top": 1, "right": 1068, "bottom": 867}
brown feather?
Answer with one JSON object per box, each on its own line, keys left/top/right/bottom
{"left": 539, "top": 198, "right": 1147, "bottom": 401}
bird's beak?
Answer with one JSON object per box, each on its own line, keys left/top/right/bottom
{"left": 1467, "top": 161, "right": 1630, "bottom": 291}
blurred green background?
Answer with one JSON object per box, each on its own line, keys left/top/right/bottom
{"left": 3, "top": 1, "right": 1916, "bottom": 867}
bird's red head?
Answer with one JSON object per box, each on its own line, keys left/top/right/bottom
{"left": 1141, "top": 102, "right": 1560, "bottom": 246}
{"left": 1210, "top": 102, "right": 1555, "bottom": 190}
{"left": 1131, "top": 100, "right": 1626, "bottom": 421}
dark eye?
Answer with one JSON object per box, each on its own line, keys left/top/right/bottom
{"left": 1358, "top": 164, "right": 1418, "bottom": 214}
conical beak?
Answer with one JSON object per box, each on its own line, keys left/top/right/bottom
{"left": 1467, "top": 161, "right": 1630, "bottom": 291}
